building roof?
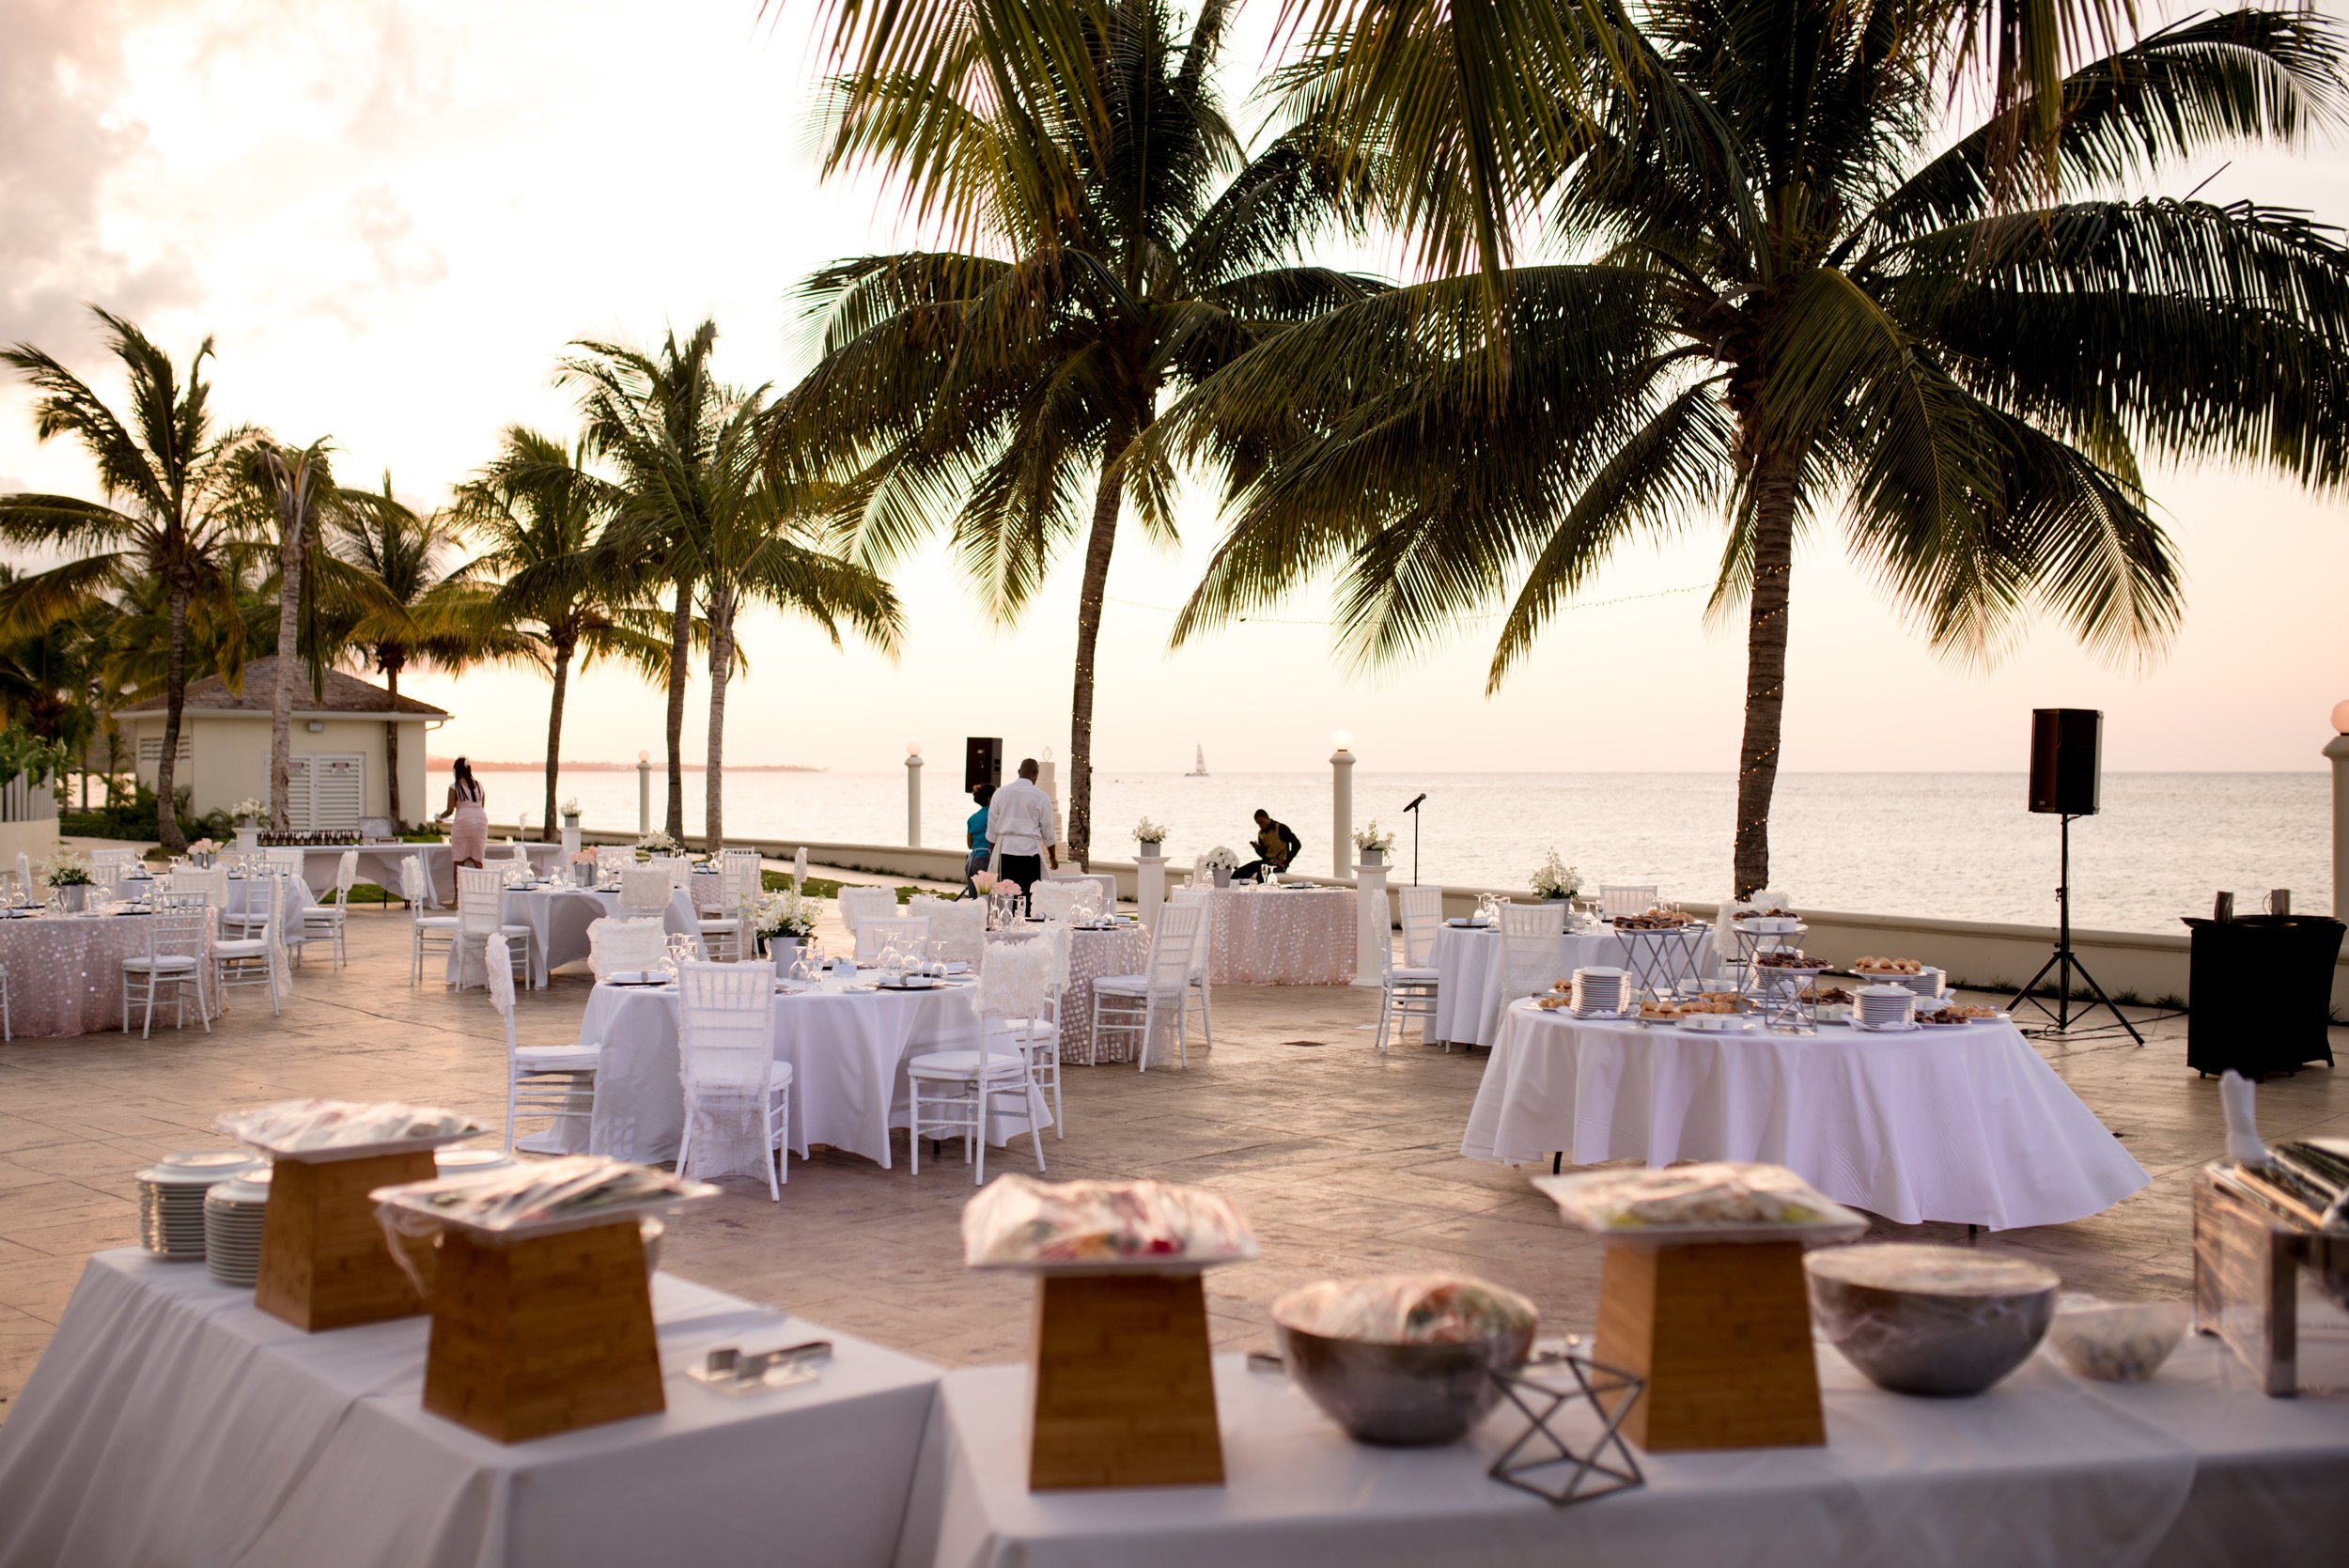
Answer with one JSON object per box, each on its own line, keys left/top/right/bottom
{"left": 116, "top": 657, "right": 451, "bottom": 720}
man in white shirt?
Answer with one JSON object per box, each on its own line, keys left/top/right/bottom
{"left": 985, "top": 757, "right": 1059, "bottom": 908}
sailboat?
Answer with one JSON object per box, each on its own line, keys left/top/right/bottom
{"left": 1186, "top": 744, "right": 1208, "bottom": 778}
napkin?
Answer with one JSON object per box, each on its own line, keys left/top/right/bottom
{"left": 2220, "top": 1071, "right": 2268, "bottom": 1166}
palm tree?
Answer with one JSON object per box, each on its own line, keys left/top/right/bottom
{"left": 1156, "top": 3, "right": 2349, "bottom": 894}
{"left": 783, "top": 0, "right": 1379, "bottom": 863}
{"left": 459, "top": 427, "right": 672, "bottom": 841}
{"left": 0, "top": 307, "right": 249, "bottom": 850}
{"left": 560, "top": 324, "right": 725, "bottom": 843}
{"left": 328, "top": 475, "right": 507, "bottom": 826}
{"left": 238, "top": 438, "right": 341, "bottom": 832}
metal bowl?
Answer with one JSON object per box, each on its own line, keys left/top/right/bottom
{"left": 1271, "top": 1320, "right": 1533, "bottom": 1446}
{"left": 1806, "top": 1243, "right": 2058, "bottom": 1397}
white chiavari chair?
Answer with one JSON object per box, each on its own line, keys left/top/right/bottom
{"left": 121, "top": 893, "right": 211, "bottom": 1037}
{"left": 676, "top": 959, "right": 788, "bottom": 1200}
{"left": 212, "top": 871, "right": 283, "bottom": 1017}
{"left": 906, "top": 936, "right": 1050, "bottom": 1184}
{"left": 835, "top": 884, "right": 898, "bottom": 942}
{"left": 456, "top": 865, "right": 535, "bottom": 990}
{"left": 402, "top": 853, "right": 459, "bottom": 986}
{"left": 1378, "top": 884, "right": 1446, "bottom": 1053}
{"left": 1092, "top": 902, "right": 1203, "bottom": 1073}
{"left": 487, "top": 931, "right": 601, "bottom": 1155}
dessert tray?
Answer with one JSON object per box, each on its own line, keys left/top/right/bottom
{"left": 1533, "top": 1162, "right": 1867, "bottom": 1246}
{"left": 963, "top": 1173, "right": 1258, "bottom": 1274}
{"left": 373, "top": 1155, "right": 717, "bottom": 1243}
{"left": 219, "top": 1098, "right": 486, "bottom": 1163}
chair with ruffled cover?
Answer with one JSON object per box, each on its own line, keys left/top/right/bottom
{"left": 906, "top": 895, "right": 987, "bottom": 968}
{"left": 835, "top": 884, "right": 899, "bottom": 942}
{"left": 906, "top": 937, "right": 1050, "bottom": 1184}
{"left": 675, "top": 959, "right": 788, "bottom": 1200}
{"left": 618, "top": 866, "right": 674, "bottom": 918}
{"left": 588, "top": 917, "right": 669, "bottom": 980}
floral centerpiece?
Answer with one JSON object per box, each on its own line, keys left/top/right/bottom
{"left": 1197, "top": 845, "right": 1238, "bottom": 889}
{"left": 229, "top": 798, "right": 265, "bottom": 826}
{"left": 753, "top": 885, "right": 820, "bottom": 952}
{"left": 560, "top": 796, "right": 582, "bottom": 823}
{"left": 186, "top": 836, "right": 220, "bottom": 870}
{"left": 1529, "top": 848, "right": 1579, "bottom": 902}
{"left": 634, "top": 830, "right": 681, "bottom": 862}
{"left": 1133, "top": 816, "right": 1168, "bottom": 858}
{"left": 1352, "top": 820, "right": 1395, "bottom": 864}
{"left": 40, "top": 846, "right": 94, "bottom": 911}
{"left": 567, "top": 846, "right": 599, "bottom": 886}
{"left": 972, "top": 869, "right": 998, "bottom": 896}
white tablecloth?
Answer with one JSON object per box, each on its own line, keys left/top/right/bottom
{"left": 1429, "top": 924, "right": 1628, "bottom": 1048}
{"left": 893, "top": 1343, "right": 2347, "bottom": 1568}
{"left": 447, "top": 884, "right": 698, "bottom": 989}
{"left": 0, "top": 1250, "right": 941, "bottom": 1568}
{"left": 988, "top": 923, "right": 1150, "bottom": 1063}
{"left": 571, "top": 975, "right": 1038, "bottom": 1169}
{"left": 1205, "top": 888, "right": 1355, "bottom": 986}
{"left": 0, "top": 908, "right": 215, "bottom": 1036}
{"left": 1461, "top": 1001, "right": 2150, "bottom": 1228}
{"left": 336, "top": 842, "right": 567, "bottom": 906}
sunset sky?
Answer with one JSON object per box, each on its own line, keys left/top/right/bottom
{"left": 4, "top": 0, "right": 2344, "bottom": 778}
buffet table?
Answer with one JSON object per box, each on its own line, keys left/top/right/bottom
{"left": 890, "top": 1341, "right": 2347, "bottom": 1568}
{"left": 1461, "top": 1001, "right": 2149, "bottom": 1228}
{"left": 0, "top": 1249, "right": 941, "bottom": 1568}
{"left": 987, "top": 923, "right": 1150, "bottom": 1063}
{"left": 568, "top": 974, "right": 1039, "bottom": 1169}
{"left": 0, "top": 908, "right": 215, "bottom": 1036}
{"left": 327, "top": 841, "right": 567, "bottom": 906}
{"left": 1205, "top": 887, "right": 1356, "bottom": 986}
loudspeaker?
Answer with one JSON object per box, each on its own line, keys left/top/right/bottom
{"left": 2029, "top": 708, "right": 2102, "bottom": 816}
{"left": 964, "top": 737, "right": 1003, "bottom": 794}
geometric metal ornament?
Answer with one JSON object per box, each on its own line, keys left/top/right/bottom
{"left": 1486, "top": 1354, "right": 1647, "bottom": 1506}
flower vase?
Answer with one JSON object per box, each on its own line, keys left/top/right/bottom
{"left": 56, "top": 885, "right": 87, "bottom": 913}
{"left": 1137, "top": 840, "right": 1162, "bottom": 861}
{"left": 572, "top": 862, "right": 596, "bottom": 889}
{"left": 764, "top": 936, "right": 801, "bottom": 967}
{"left": 1211, "top": 866, "right": 1232, "bottom": 889}
{"left": 1360, "top": 847, "right": 1385, "bottom": 868}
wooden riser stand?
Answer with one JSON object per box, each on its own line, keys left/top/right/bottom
{"left": 423, "top": 1219, "right": 664, "bottom": 1444}
{"left": 1028, "top": 1271, "right": 1224, "bottom": 1490}
{"left": 1593, "top": 1238, "right": 1825, "bottom": 1452}
{"left": 256, "top": 1150, "right": 438, "bottom": 1332}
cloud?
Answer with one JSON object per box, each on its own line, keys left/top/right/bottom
{"left": 348, "top": 185, "right": 449, "bottom": 290}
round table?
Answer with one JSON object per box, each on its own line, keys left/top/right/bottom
{"left": 560, "top": 974, "right": 1034, "bottom": 1175}
{"left": 1204, "top": 887, "right": 1356, "bottom": 986}
{"left": 986, "top": 922, "right": 1150, "bottom": 1063}
{"left": 444, "top": 881, "right": 699, "bottom": 988}
{"left": 0, "top": 908, "right": 217, "bottom": 1036}
{"left": 1460, "top": 999, "right": 2150, "bottom": 1229}
{"left": 1427, "top": 924, "right": 1629, "bottom": 1048}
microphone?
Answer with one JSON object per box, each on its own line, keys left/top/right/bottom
{"left": 1403, "top": 793, "right": 1427, "bottom": 812}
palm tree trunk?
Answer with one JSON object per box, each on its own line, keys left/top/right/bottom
{"left": 1066, "top": 411, "right": 1140, "bottom": 868}
{"left": 704, "top": 592, "right": 734, "bottom": 855}
{"left": 543, "top": 638, "right": 572, "bottom": 844}
{"left": 156, "top": 582, "right": 190, "bottom": 853}
{"left": 664, "top": 574, "right": 691, "bottom": 841}
{"left": 270, "top": 508, "right": 305, "bottom": 833}
{"left": 382, "top": 657, "right": 404, "bottom": 826}
{"left": 1732, "top": 445, "right": 1800, "bottom": 897}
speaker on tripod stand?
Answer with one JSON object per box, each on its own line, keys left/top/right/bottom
{"left": 2013, "top": 708, "right": 2142, "bottom": 1043}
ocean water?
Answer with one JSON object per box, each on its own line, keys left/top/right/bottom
{"left": 488, "top": 768, "right": 2329, "bottom": 938}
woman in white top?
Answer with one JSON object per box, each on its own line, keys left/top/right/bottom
{"left": 435, "top": 757, "right": 490, "bottom": 868}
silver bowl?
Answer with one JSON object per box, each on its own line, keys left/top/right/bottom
{"left": 1806, "top": 1243, "right": 2058, "bottom": 1397}
{"left": 1271, "top": 1319, "right": 1533, "bottom": 1445}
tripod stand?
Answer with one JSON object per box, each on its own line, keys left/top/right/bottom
{"left": 2010, "top": 813, "right": 2143, "bottom": 1045}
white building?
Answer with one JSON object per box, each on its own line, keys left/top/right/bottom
{"left": 116, "top": 656, "right": 447, "bottom": 830}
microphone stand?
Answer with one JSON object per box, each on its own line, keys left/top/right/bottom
{"left": 1402, "top": 793, "right": 1427, "bottom": 887}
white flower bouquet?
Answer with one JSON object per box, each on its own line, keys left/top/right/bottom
{"left": 39, "top": 846, "right": 92, "bottom": 887}
{"left": 230, "top": 797, "right": 265, "bottom": 824}
{"left": 1133, "top": 815, "right": 1169, "bottom": 845}
{"left": 754, "top": 885, "right": 819, "bottom": 939}
{"left": 1198, "top": 846, "right": 1238, "bottom": 875}
{"left": 560, "top": 797, "right": 581, "bottom": 818}
{"left": 1529, "top": 848, "right": 1579, "bottom": 901}
{"left": 635, "top": 830, "right": 681, "bottom": 856}
{"left": 1352, "top": 820, "right": 1396, "bottom": 853}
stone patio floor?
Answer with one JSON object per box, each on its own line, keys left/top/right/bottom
{"left": 2, "top": 900, "right": 2342, "bottom": 1423}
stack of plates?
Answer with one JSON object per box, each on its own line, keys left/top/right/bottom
{"left": 1854, "top": 985, "right": 1918, "bottom": 1032}
{"left": 435, "top": 1147, "right": 515, "bottom": 1178}
{"left": 203, "top": 1167, "right": 273, "bottom": 1287}
{"left": 1570, "top": 967, "right": 1631, "bottom": 1016}
{"left": 138, "top": 1149, "right": 257, "bottom": 1261}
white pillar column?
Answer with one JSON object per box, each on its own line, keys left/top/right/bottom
{"left": 1137, "top": 850, "right": 1167, "bottom": 931}
{"left": 1352, "top": 856, "right": 1389, "bottom": 987}
{"left": 2326, "top": 704, "right": 2349, "bottom": 918}
{"left": 560, "top": 816, "right": 581, "bottom": 859}
{"left": 635, "top": 750, "right": 651, "bottom": 836}
{"left": 1330, "top": 735, "right": 1354, "bottom": 880}
{"left": 905, "top": 744, "right": 925, "bottom": 847}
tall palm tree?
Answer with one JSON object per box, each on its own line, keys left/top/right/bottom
{"left": 0, "top": 307, "right": 249, "bottom": 850}
{"left": 783, "top": 0, "right": 1379, "bottom": 863}
{"left": 238, "top": 438, "right": 340, "bottom": 832}
{"left": 560, "top": 325, "right": 725, "bottom": 842}
{"left": 459, "top": 427, "right": 673, "bottom": 841}
{"left": 1157, "top": 3, "right": 2349, "bottom": 894}
{"left": 329, "top": 475, "right": 506, "bottom": 826}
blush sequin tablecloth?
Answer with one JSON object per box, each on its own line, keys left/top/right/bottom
{"left": 0, "top": 909, "right": 217, "bottom": 1036}
{"left": 988, "top": 923, "right": 1151, "bottom": 1063}
{"left": 1204, "top": 887, "right": 1356, "bottom": 986}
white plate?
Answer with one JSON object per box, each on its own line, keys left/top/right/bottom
{"left": 1851, "top": 1018, "right": 1921, "bottom": 1033}
{"left": 1676, "top": 1015, "right": 1757, "bottom": 1033}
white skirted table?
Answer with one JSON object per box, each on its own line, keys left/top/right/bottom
{"left": 327, "top": 841, "right": 567, "bottom": 906}
{"left": 1461, "top": 1000, "right": 2150, "bottom": 1229}
{"left": 567, "top": 974, "right": 1041, "bottom": 1170}
{"left": 0, "top": 908, "right": 216, "bottom": 1036}
{"left": 986, "top": 923, "right": 1150, "bottom": 1063}
{"left": 889, "top": 1343, "right": 2348, "bottom": 1568}
{"left": 445, "top": 883, "right": 699, "bottom": 989}
{"left": 1204, "top": 887, "right": 1356, "bottom": 986}
{"left": 1428, "top": 924, "right": 1633, "bottom": 1048}
{"left": 0, "top": 1250, "right": 941, "bottom": 1568}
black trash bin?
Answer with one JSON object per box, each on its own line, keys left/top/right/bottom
{"left": 2183, "top": 915, "right": 2344, "bottom": 1079}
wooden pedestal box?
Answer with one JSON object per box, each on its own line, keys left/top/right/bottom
{"left": 1028, "top": 1271, "right": 1224, "bottom": 1490}
{"left": 256, "top": 1149, "right": 438, "bottom": 1331}
{"left": 422, "top": 1219, "right": 664, "bottom": 1444}
{"left": 1593, "top": 1238, "right": 1825, "bottom": 1452}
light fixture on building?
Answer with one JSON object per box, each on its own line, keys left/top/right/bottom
{"left": 305, "top": 720, "right": 324, "bottom": 733}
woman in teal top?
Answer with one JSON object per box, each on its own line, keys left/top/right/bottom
{"left": 962, "top": 784, "right": 996, "bottom": 896}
